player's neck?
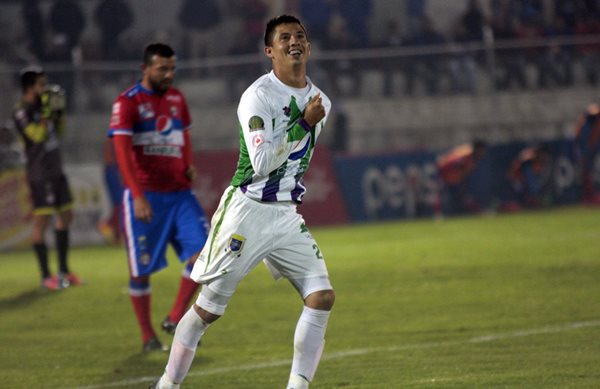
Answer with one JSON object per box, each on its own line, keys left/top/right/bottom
{"left": 273, "top": 66, "right": 307, "bottom": 89}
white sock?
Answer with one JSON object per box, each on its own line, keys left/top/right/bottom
{"left": 164, "top": 307, "right": 210, "bottom": 384}
{"left": 156, "top": 373, "right": 180, "bottom": 389}
{"left": 288, "top": 306, "right": 331, "bottom": 385}
{"left": 287, "top": 373, "right": 310, "bottom": 389}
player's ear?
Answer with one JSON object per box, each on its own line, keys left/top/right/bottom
{"left": 264, "top": 46, "right": 273, "bottom": 59}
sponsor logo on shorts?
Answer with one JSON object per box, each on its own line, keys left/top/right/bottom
{"left": 227, "top": 233, "right": 245, "bottom": 257}
{"left": 143, "top": 145, "right": 182, "bottom": 157}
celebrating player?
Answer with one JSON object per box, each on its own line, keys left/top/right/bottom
{"left": 151, "top": 15, "right": 335, "bottom": 389}
{"left": 12, "top": 66, "right": 80, "bottom": 290}
{"left": 108, "top": 43, "right": 209, "bottom": 352}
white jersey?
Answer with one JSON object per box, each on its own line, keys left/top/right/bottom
{"left": 230, "top": 70, "right": 331, "bottom": 203}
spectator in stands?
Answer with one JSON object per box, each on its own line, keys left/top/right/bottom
{"left": 491, "top": 10, "right": 528, "bottom": 90}
{"left": 541, "top": 14, "right": 575, "bottom": 88}
{"left": 379, "top": 19, "right": 405, "bottom": 97}
{"left": 403, "top": 15, "right": 446, "bottom": 96}
{"left": 573, "top": 102, "right": 600, "bottom": 203}
{"left": 322, "top": 15, "right": 363, "bottom": 97}
{"left": 436, "top": 140, "right": 488, "bottom": 214}
{"left": 47, "top": 0, "right": 85, "bottom": 61}
{"left": 21, "top": 0, "right": 46, "bottom": 62}
{"left": 575, "top": 12, "right": 600, "bottom": 86}
{"left": 506, "top": 144, "right": 553, "bottom": 209}
{"left": 448, "top": 21, "right": 478, "bottom": 94}
{"left": 406, "top": 0, "right": 428, "bottom": 37}
{"left": 337, "top": 0, "right": 372, "bottom": 48}
{"left": 178, "top": 0, "right": 222, "bottom": 65}
{"left": 460, "top": 0, "right": 486, "bottom": 43}
{"left": 47, "top": 0, "right": 85, "bottom": 110}
{"left": 94, "top": 0, "right": 134, "bottom": 60}
{"left": 299, "top": 0, "right": 333, "bottom": 48}
{"left": 226, "top": 0, "right": 269, "bottom": 101}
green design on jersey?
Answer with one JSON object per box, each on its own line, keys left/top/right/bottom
{"left": 286, "top": 96, "right": 308, "bottom": 142}
{"left": 231, "top": 124, "right": 255, "bottom": 187}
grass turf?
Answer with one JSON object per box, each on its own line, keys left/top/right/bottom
{"left": 0, "top": 205, "right": 599, "bottom": 388}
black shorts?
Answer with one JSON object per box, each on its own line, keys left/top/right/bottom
{"left": 28, "top": 174, "right": 73, "bottom": 215}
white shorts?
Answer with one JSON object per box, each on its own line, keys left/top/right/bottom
{"left": 191, "top": 186, "right": 332, "bottom": 315}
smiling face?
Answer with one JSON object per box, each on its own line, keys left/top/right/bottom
{"left": 265, "top": 22, "right": 311, "bottom": 70}
{"left": 142, "top": 54, "right": 176, "bottom": 94}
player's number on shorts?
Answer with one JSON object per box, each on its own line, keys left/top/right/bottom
{"left": 312, "top": 244, "right": 323, "bottom": 259}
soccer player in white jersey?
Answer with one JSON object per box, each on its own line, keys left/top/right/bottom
{"left": 151, "top": 14, "right": 335, "bottom": 389}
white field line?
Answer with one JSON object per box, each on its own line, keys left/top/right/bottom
{"left": 74, "top": 320, "right": 600, "bottom": 389}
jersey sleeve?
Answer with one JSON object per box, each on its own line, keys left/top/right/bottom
{"left": 237, "top": 88, "right": 294, "bottom": 176}
{"left": 181, "top": 93, "right": 192, "bottom": 131}
{"left": 108, "top": 96, "right": 135, "bottom": 137}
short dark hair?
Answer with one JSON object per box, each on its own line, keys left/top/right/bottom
{"left": 143, "top": 43, "right": 175, "bottom": 65}
{"left": 264, "top": 15, "right": 308, "bottom": 46}
{"left": 20, "top": 65, "right": 44, "bottom": 92}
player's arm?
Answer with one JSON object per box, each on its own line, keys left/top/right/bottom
{"left": 112, "top": 135, "right": 153, "bottom": 222}
{"left": 238, "top": 90, "right": 292, "bottom": 176}
{"left": 183, "top": 130, "right": 196, "bottom": 181}
{"left": 109, "top": 98, "right": 152, "bottom": 222}
{"left": 181, "top": 97, "right": 196, "bottom": 181}
{"left": 14, "top": 108, "right": 48, "bottom": 143}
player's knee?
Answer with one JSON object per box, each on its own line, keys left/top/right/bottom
{"left": 305, "top": 289, "right": 335, "bottom": 311}
{"left": 193, "top": 303, "right": 220, "bottom": 323}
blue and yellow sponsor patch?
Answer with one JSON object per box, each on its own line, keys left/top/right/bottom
{"left": 227, "top": 233, "right": 246, "bottom": 254}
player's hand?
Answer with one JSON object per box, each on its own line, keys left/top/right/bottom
{"left": 133, "top": 196, "right": 153, "bottom": 223}
{"left": 185, "top": 165, "right": 197, "bottom": 182}
{"left": 303, "top": 93, "right": 325, "bottom": 128}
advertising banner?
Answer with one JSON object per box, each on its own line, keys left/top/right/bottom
{"left": 333, "top": 151, "right": 439, "bottom": 222}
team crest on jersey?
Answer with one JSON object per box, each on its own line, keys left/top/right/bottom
{"left": 138, "top": 103, "right": 154, "bottom": 119}
{"left": 170, "top": 105, "right": 178, "bottom": 116}
{"left": 283, "top": 106, "right": 291, "bottom": 117}
{"left": 226, "top": 234, "right": 245, "bottom": 257}
{"left": 248, "top": 116, "right": 264, "bottom": 132}
{"left": 156, "top": 115, "right": 173, "bottom": 135}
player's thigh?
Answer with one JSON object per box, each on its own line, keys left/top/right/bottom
{"left": 266, "top": 221, "right": 331, "bottom": 295}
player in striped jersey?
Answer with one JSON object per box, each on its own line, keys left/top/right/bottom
{"left": 153, "top": 15, "right": 335, "bottom": 389}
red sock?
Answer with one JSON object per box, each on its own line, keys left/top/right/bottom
{"left": 130, "top": 293, "right": 155, "bottom": 343}
{"left": 169, "top": 276, "right": 200, "bottom": 323}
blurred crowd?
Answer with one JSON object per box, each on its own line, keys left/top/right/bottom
{"left": 9, "top": 0, "right": 599, "bottom": 96}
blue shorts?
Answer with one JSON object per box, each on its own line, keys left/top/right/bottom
{"left": 123, "top": 189, "right": 209, "bottom": 277}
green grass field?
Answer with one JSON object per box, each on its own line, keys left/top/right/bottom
{"left": 1, "top": 205, "right": 599, "bottom": 388}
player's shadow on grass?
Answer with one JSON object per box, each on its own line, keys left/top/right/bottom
{"left": 98, "top": 347, "right": 212, "bottom": 387}
{"left": 0, "top": 288, "right": 57, "bottom": 312}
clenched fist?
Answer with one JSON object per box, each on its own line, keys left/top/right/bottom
{"left": 303, "top": 92, "right": 325, "bottom": 128}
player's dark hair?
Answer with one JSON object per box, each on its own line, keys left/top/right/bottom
{"left": 20, "top": 66, "right": 44, "bottom": 92}
{"left": 143, "top": 43, "right": 175, "bottom": 65}
{"left": 264, "top": 15, "right": 308, "bottom": 46}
